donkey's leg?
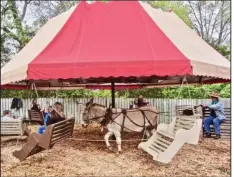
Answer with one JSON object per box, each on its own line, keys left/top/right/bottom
{"left": 145, "top": 130, "right": 151, "bottom": 139}
{"left": 104, "top": 131, "right": 113, "bottom": 151}
{"left": 113, "top": 131, "right": 122, "bottom": 153}
{"left": 150, "top": 128, "right": 156, "bottom": 135}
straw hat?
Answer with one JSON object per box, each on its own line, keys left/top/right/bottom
{"left": 210, "top": 92, "right": 219, "bottom": 98}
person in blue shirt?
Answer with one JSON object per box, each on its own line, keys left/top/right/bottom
{"left": 203, "top": 92, "right": 226, "bottom": 139}
{"left": 37, "top": 106, "right": 53, "bottom": 134}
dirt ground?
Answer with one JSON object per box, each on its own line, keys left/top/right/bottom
{"left": 1, "top": 125, "right": 230, "bottom": 177}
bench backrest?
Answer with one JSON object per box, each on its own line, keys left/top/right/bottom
{"left": 175, "top": 105, "right": 197, "bottom": 115}
{"left": 175, "top": 105, "right": 203, "bottom": 117}
{"left": 38, "top": 118, "right": 75, "bottom": 149}
{"left": 202, "top": 107, "right": 230, "bottom": 139}
{"left": 50, "top": 118, "right": 75, "bottom": 146}
{"left": 1, "top": 120, "right": 24, "bottom": 135}
{"left": 173, "top": 116, "right": 197, "bottom": 134}
{"left": 28, "top": 110, "right": 44, "bottom": 124}
{"left": 202, "top": 107, "right": 231, "bottom": 119}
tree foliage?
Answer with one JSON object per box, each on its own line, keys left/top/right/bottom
{"left": 1, "top": 0, "right": 34, "bottom": 66}
{"left": 1, "top": 83, "right": 230, "bottom": 99}
{"left": 188, "top": 1, "right": 230, "bottom": 46}
{"left": 1, "top": 0, "right": 230, "bottom": 99}
{"left": 212, "top": 44, "right": 231, "bottom": 60}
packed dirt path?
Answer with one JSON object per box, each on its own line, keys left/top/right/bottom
{"left": 1, "top": 125, "right": 230, "bottom": 176}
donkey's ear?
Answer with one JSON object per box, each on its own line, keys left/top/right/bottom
{"left": 89, "top": 98, "right": 94, "bottom": 104}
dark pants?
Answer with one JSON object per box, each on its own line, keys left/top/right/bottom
{"left": 204, "top": 116, "right": 224, "bottom": 134}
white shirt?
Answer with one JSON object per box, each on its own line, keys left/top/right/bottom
{"left": 1, "top": 116, "right": 14, "bottom": 121}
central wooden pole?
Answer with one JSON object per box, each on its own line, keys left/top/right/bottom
{"left": 111, "top": 81, "right": 115, "bottom": 108}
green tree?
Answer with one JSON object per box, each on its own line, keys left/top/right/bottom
{"left": 220, "top": 84, "right": 230, "bottom": 98}
{"left": 1, "top": 0, "right": 34, "bottom": 66}
{"left": 212, "top": 44, "right": 230, "bottom": 60}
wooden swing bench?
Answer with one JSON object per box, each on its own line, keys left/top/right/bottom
{"left": 13, "top": 118, "right": 75, "bottom": 161}
{"left": 138, "top": 115, "right": 202, "bottom": 164}
{"left": 176, "top": 105, "right": 231, "bottom": 139}
{"left": 175, "top": 105, "right": 199, "bottom": 116}
{"left": 1, "top": 119, "right": 25, "bottom": 136}
{"left": 27, "top": 109, "right": 44, "bottom": 125}
{"left": 202, "top": 107, "right": 231, "bottom": 139}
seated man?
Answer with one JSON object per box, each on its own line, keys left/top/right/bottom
{"left": 203, "top": 92, "right": 226, "bottom": 139}
{"left": 134, "top": 95, "right": 149, "bottom": 108}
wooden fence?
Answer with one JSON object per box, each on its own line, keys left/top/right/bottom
{"left": 1, "top": 98, "right": 231, "bottom": 124}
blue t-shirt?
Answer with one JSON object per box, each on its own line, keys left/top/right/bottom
{"left": 43, "top": 112, "right": 50, "bottom": 125}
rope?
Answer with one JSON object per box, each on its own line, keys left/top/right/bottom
{"left": 168, "top": 1, "right": 172, "bottom": 11}
{"left": 85, "top": 103, "right": 162, "bottom": 136}
{"left": 161, "top": 77, "right": 193, "bottom": 131}
{"left": 68, "top": 138, "right": 148, "bottom": 142}
{"left": 88, "top": 106, "right": 158, "bottom": 130}
{"left": 32, "top": 83, "right": 39, "bottom": 98}
{"left": 111, "top": 118, "right": 140, "bottom": 132}
{"left": 141, "top": 128, "right": 147, "bottom": 141}
{"left": 176, "top": 77, "right": 191, "bottom": 99}
{"left": 124, "top": 113, "right": 146, "bottom": 128}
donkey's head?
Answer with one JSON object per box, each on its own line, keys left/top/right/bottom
{"left": 80, "top": 99, "right": 106, "bottom": 128}
{"left": 81, "top": 98, "right": 94, "bottom": 128}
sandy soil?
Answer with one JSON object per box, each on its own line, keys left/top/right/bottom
{"left": 1, "top": 125, "right": 230, "bottom": 177}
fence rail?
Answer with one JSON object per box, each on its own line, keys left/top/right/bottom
{"left": 1, "top": 98, "right": 231, "bottom": 124}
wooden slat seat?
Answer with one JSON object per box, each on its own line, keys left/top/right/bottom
{"left": 157, "top": 129, "right": 175, "bottom": 139}
{"left": 28, "top": 110, "right": 44, "bottom": 125}
{"left": 157, "top": 115, "right": 197, "bottom": 139}
{"left": 202, "top": 107, "right": 230, "bottom": 139}
{"left": 1, "top": 119, "right": 24, "bottom": 136}
{"left": 13, "top": 118, "right": 75, "bottom": 161}
{"left": 175, "top": 105, "right": 198, "bottom": 116}
{"left": 138, "top": 114, "right": 202, "bottom": 164}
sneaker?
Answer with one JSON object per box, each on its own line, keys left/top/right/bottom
{"left": 214, "top": 134, "right": 221, "bottom": 139}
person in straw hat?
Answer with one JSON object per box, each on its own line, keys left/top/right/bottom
{"left": 203, "top": 91, "right": 226, "bottom": 139}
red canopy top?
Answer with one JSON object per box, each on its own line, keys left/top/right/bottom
{"left": 27, "top": 1, "right": 192, "bottom": 80}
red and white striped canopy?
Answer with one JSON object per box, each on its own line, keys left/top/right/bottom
{"left": 1, "top": 1, "right": 230, "bottom": 87}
